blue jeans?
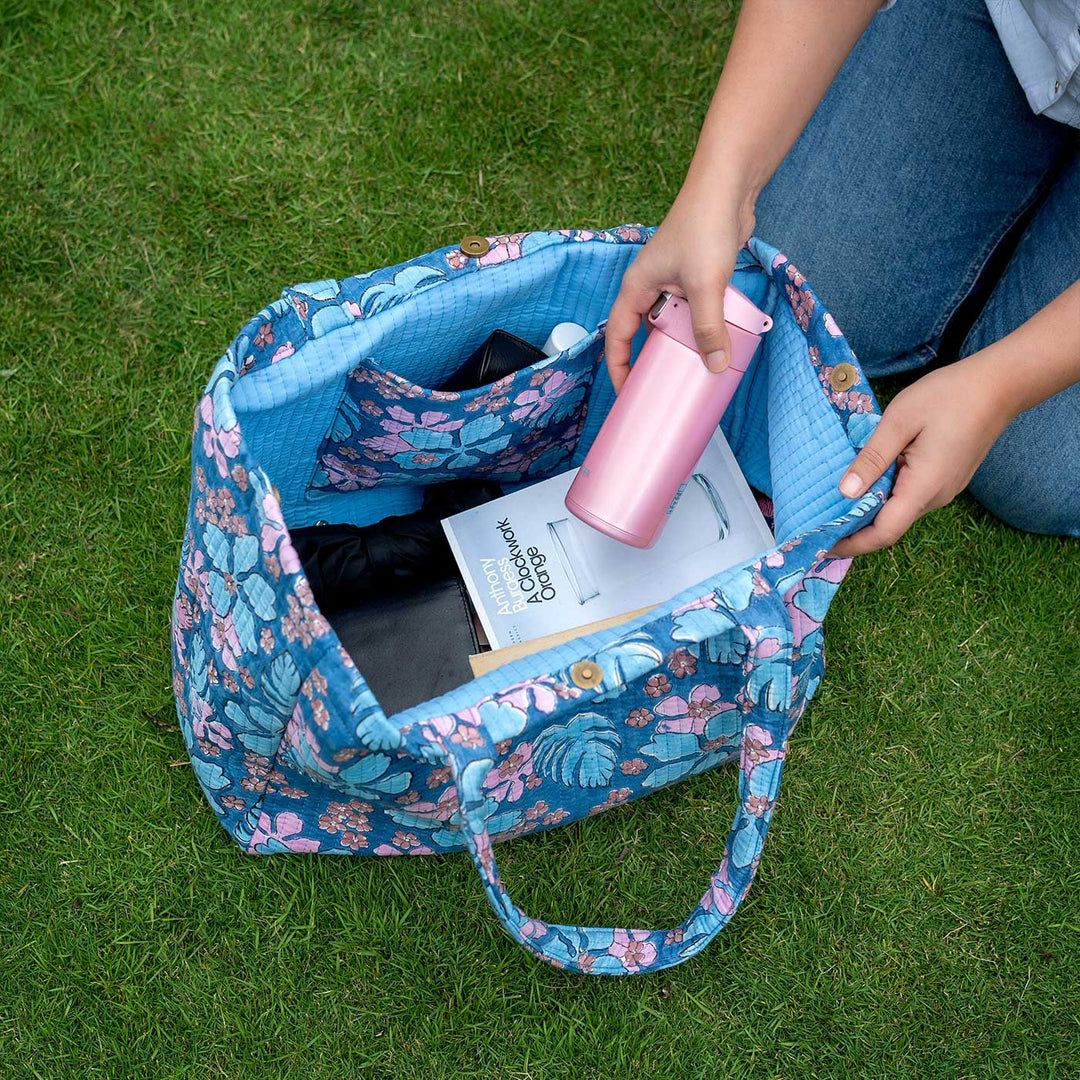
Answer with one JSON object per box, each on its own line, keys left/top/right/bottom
{"left": 753, "top": 0, "right": 1080, "bottom": 537}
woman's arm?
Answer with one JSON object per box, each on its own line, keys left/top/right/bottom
{"left": 831, "top": 276, "right": 1080, "bottom": 556}
{"left": 605, "top": 0, "right": 882, "bottom": 390}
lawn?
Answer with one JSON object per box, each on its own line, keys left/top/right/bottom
{"left": 1, "top": 1, "right": 1078, "bottom": 1077}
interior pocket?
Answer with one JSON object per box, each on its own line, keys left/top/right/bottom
{"left": 309, "top": 328, "right": 605, "bottom": 492}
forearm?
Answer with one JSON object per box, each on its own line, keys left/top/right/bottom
{"left": 683, "top": 0, "right": 881, "bottom": 202}
{"left": 959, "top": 277, "right": 1080, "bottom": 418}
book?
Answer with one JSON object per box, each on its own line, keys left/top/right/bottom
{"left": 442, "top": 431, "right": 775, "bottom": 652}
{"left": 468, "top": 605, "right": 655, "bottom": 678}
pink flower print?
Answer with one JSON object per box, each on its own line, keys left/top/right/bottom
{"left": 199, "top": 395, "right": 242, "bottom": 479}
{"left": 644, "top": 674, "right": 672, "bottom": 698}
{"left": 772, "top": 252, "right": 788, "bottom": 269}
{"left": 271, "top": 343, "right": 295, "bottom": 364}
{"left": 752, "top": 570, "right": 770, "bottom": 595}
{"left": 702, "top": 881, "right": 737, "bottom": 916}
{"left": 250, "top": 811, "right": 320, "bottom": 854}
{"left": 319, "top": 799, "right": 373, "bottom": 849}
{"left": 742, "top": 723, "right": 784, "bottom": 768}
{"left": 654, "top": 684, "right": 729, "bottom": 735}
{"left": 210, "top": 611, "right": 242, "bottom": 670}
{"left": 612, "top": 225, "right": 646, "bottom": 242}
{"left": 626, "top": 707, "right": 653, "bottom": 727}
{"left": 667, "top": 648, "right": 698, "bottom": 678}
{"left": 808, "top": 345, "right": 821, "bottom": 368}
{"left": 230, "top": 464, "right": 249, "bottom": 491}
{"left": 785, "top": 263, "right": 806, "bottom": 288}
{"left": 477, "top": 232, "right": 527, "bottom": 266}
{"left": 254, "top": 323, "right": 274, "bottom": 348}
{"left": 746, "top": 794, "right": 770, "bottom": 817}
{"left": 519, "top": 919, "right": 548, "bottom": 940}
{"left": 344, "top": 300, "right": 362, "bottom": 320}
{"left": 664, "top": 927, "right": 684, "bottom": 945}
{"left": 558, "top": 228, "right": 598, "bottom": 243}
{"left": 671, "top": 591, "right": 721, "bottom": 618}
{"left": 509, "top": 368, "right": 580, "bottom": 423}
{"left": 588, "top": 787, "right": 632, "bottom": 816}
{"left": 543, "top": 808, "right": 570, "bottom": 826}
{"left": 823, "top": 312, "right": 843, "bottom": 337}
{"left": 426, "top": 765, "right": 452, "bottom": 790}
{"left": 576, "top": 952, "right": 596, "bottom": 973}
{"left": 497, "top": 677, "right": 564, "bottom": 716}
{"left": 483, "top": 744, "right": 534, "bottom": 803}
{"left": 320, "top": 454, "right": 382, "bottom": 491}
{"left": 620, "top": 758, "right": 648, "bottom": 776}
{"left": 392, "top": 830, "right": 421, "bottom": 850}
{"left": 451, "top": 726, "right": 483, "bottom": 750}
{"left": 765, "top": 549, "right": 785, "bottom": 569}
{"left": 221, "top": 794, "right": 246, "bottom": 811}
{"left": 607, "top": 929, "right": 657, "bottom": 973}
{"left": 365, "top": 404, "right": 464, "bottom": 456}
{"left": 445, "top": 249, "right": 470, "bottom": 271}
{"left": 785, "top": 283, "right": 815, "bottom": 331}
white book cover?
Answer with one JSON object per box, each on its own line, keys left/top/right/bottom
{"left": 442, "top": 431, "right": 775, "bottom": 650}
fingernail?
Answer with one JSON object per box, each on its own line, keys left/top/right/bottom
{"left": 839, "top": 472, "right": 863, "bottom": 498}
{"left": 705, "top": 350, "right": 728, "bottom": 372}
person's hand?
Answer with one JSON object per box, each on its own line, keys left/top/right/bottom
{"left": 830, "top": 358, "right": 1017, "bottom": 556}
{"left": 604, "top": 181, "right": 756, "bottom": 393}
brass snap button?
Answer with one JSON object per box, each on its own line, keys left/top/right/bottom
{"left": 459, "top": 235, "right": 490, "bottom": 258}
{"left": 570, "top": 660, "right": 603, "bottom": 690}
{"left": 829, "top": 362, "right": 858, "bottom": 392}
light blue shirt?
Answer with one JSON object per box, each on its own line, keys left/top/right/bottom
{"left": 883, "top": 1, "right": 1080, "bottom": 128}
{"left": 985, "top": 1, "right": 1080, "bottom": 126}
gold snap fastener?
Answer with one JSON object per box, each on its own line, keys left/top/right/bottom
{"left": 459, "top": 235, "right": 490, "bottom": 258}
{"left": 829, "top": 362, "right": 858, "bottom": 392}
{"left": 570, "top": 661, "right": 603, "bottom": 690}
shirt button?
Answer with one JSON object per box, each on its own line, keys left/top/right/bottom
{"left": 1054, "top": 79, "right": 1061, "bottom": 94}
{"left": 829, "top": 362, "right": 858, "bottom": 392}
{"left": 570, "top": 660, "right": 603, "bottom": 689}
{"left": 459, "top": 235, "right": 490, "bottom": 258}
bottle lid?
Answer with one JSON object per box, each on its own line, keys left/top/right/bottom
{"left": 723, "top": 285, "right": 773, "bottom": 335}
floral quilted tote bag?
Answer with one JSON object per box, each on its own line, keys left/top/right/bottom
{"left": 172, "top": 226, "right": 892, "bottom": 975}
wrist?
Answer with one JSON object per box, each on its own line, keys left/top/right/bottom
{"left": 955, "top": 344, "right": 1033, "bottom": 424}
{"left": 682, "top": 138, "right": 769, "bottom": 206}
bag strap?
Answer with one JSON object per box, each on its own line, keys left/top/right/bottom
{"left": 444, "top": 605, "right": 794, "bottom": 975}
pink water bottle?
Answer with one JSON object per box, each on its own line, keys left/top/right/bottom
{"left": 564, "top": 286, "right": 773, "bottom": 548}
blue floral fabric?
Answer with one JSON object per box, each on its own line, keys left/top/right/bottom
{"left": 171, "top": 225, "right": 890, "bottom": 975}
{"left": 309, "top": 330, "right": 604, "bottom": 491}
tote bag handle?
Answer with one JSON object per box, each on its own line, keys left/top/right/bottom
{"left": 444, "top": 595, "right": 795, "bottom": 975}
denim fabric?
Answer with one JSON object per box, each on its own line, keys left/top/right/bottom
{"left": 755, "top": 0, "right": 1079, "bottom": 537}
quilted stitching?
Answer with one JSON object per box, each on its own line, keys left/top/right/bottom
{"left": 171, "top": 225, "right": 892, "bottom": 975}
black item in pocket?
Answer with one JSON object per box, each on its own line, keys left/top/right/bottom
{"left": 289, "top": 480, "right": 501, "bottom": 612}
{"left": 439, "top": 329, "right": 546, "bottom": 391}
{"left": 331, "top": 574, "right": 481, "bottom": 716}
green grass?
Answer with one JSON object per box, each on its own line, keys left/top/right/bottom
{"left": 1, "top": 1, "right": 1078, "bottom": 1077}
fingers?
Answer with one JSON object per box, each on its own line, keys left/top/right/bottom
{"left": 684, "top": 271, "right": 733, "bottom": 373}
{"left": 829, "top": 474, "right": 928, "bottom": 557}
{"left": 605, "top": 274, "right": 659, "bottom": 394}
{"left": 837, "top": 407, "right": 915, "bottom": 499}
{"left": 831, "top": 401, "right": 925, "bottom": 557}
